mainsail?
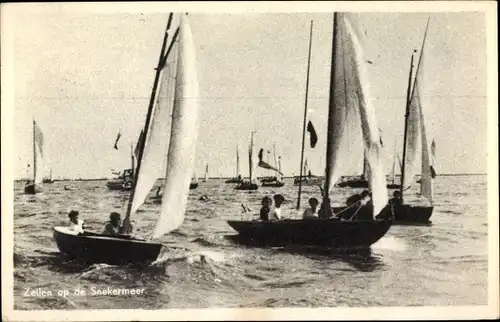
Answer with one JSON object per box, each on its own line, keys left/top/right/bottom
{"left": 129, "top": 30, "right": 178, "bottom": 215}
{"left": 325, "top": 13, "right": 388, "bottom": 216}
{"left": 204, "top": 164, "right": 209, "bottom": 181}
{"left": 153, "top": 14, "right": 200, "bottom": 238}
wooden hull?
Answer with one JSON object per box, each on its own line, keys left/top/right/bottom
{"left": 235, "top": 182, "right": 259, "bottom": 190}
{"left": 52, "top": 227, "right": 162, "bottom": 265}
{"left": 227, "top": 218, "right": 392, "bottom": 248}
{"left": 24, "top": 184, "right": 40, "bottom": 194}
{"left": 259, "top": 176, "right": 278, "bottom": 183}
{"left": 190, "top": 182, "right": 199, "bottom": 189}
{"left": 386, "top": 183, "right": 400, "bottom": 189}
{"left": 261, "top": 181, "right": 285, "bottom": 187}
{"left": 332, "top": 204, "right": 433, "bottom": 225}
{"left": 42, "top": 179, "right": 54, "bottom": 184}
{"left": 106, "top": 181, "right": 132, "bottom": 191}
{"left": 337, "top": 179, "right": 369, "bottom": 188}
{"left": 293, "top": 177, "right": 323, "bottom": 186}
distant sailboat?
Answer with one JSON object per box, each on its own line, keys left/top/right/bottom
{"left": 235, "top": 132, "right": 258, "bottom": 190}
{"left": 262, "top": 144, "right": 285, "bottom": 187}
{"left": 24, "top": 120, "right": 45, "bottom": 194}
{"left": 225, "top": 145, "right": 243, "bottom": 183}
{"left": 386, "top": 140, "right": 400, "bottom": 189}
{"left": 43, "top": 168, "right": 55, "bottom": 184}
{"left": 54, "top": 13, "right": 200, "bottom": 264}
{"left": 228, "top": 14, "right": 392, "bottom": 247}
{"left": 106, "top": 141, "right": 136, "bottom": 191}
{"left": 394, "top": 19, "right": 435, "bottom": 224}
{"left": 203, "top": 164, "right": 209, "bottom": 182}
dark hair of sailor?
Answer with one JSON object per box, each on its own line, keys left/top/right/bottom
{"left": 110, "top": 212, "right": 121, "bottom": 220}
{"left": 68, "top": 210, "right": 79, "bottom": 218}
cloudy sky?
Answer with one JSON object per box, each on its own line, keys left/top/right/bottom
{"left": 5, "top": 3, "right": 492, "bottom": 179}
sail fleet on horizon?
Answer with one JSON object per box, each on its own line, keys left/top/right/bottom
{"left": 20, "top": 12, "right": 440, "bottom": 264}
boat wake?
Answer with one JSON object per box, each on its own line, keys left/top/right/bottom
{"left": 372, "top": 236, "right": 408, "bottom": 252}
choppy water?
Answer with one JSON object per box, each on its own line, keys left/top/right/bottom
{"left": 13, "top": 175, "right": 488, "bottom": 309}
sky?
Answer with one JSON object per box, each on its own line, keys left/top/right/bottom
{"left": 5, "top": 4, "right": 490, "bottom": 180}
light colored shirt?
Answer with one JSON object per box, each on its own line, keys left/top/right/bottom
{"left": 269, "top": 206, "right": 282, "bottom": 221}
{"left": 302, "top": 208, "right": 319, "bottom": 219}
{"left": 69, "top": 219, "right": 85, "bottom": 234}
{"left": 102, "top": 222, "right": 119, "bottom": 235}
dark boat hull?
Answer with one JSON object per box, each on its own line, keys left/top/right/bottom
{"left": 386, "top": 183, "right": 400, "bottom": 189}
{"left": 190, "top": 182, "right": 198, "bottom": 189}
{"left": 293, "top": 177, "right": 323, "bottom": 186}
{"left": 227, "top": 218, "right": 392, "bottom": 248}
{"left": 106, "top": 181, "right": 132, "bottom": 191}
{"left": 42, "top": 179, "right": 54, "bottom": 184}
{"left": 259, "top": 176, "right": 278, "bottom": 183}
{"left": 337, "top": 179, "right": 369, "bottom": 188}
{"left": 332, "top": 204, "right": 433, "bottom": 225}
{"left": 53, "top": 227, "right": 162, "bottom": 265}
{"left": 24, "top": 184, "right": 40, "bottom": 194}
{"left": 235, "top": 182, "right": 259, "bottom": 190}
{"left": 261, "top": 181, "right": 285, "bottom": 187}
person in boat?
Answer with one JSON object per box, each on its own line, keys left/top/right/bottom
{"left": 102, "top": 212, "right": 127, "bottom": 236}
{"left": 389, "top": 190, "right": 403, "bottom": 206}
{"left": 269, "top": 194, "right": 285, "bottom": 221}
{"left": 259, "top": 196, "right": 272, "bottom": 221}
{"left": 303, "top": 197, "right": 319, "bottom": 219}
{"left": 155, "top": 186, "right": 162, "bottom": 197}
{"left": 237, "top": 174, "right": 242, "bottom": 181}
{"left": 68, "top": 210, "right": 85, "bottom": 234}
{"left": 307, "top": 170, "right": 312, "bottom": 178}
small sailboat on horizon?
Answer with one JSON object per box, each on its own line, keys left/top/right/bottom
{"left": 235, "top": 132, "right": 259, "bottom": 190}
{"left": 225, "top": 145, "right": 243, "bottom": 184}
{"left": 24, "top": 120, "right": 46, "bottom": 194}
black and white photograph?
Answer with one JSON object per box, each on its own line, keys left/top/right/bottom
{"left": 2, "top": 1, "right": 498, "bottom": 320}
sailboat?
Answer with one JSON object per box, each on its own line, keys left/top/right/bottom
{"left": 202, "top": 164, "right": 208, "bottom": 182}
{"left": 24, "top": 120, "right": 45, "bottom": 194}
{"left": 42, "top": 168, "right": 55, "bottom": 184}
{"left": 106, "top": 142, "right": 136, "bottom": 191}
{"left": 235, "top": 132, "right": 259, "bottom": 190}
{"left": 225, "top": 145, "right": 243, "bottom": 183}
{"left": 190, "top": 172, "right": 199, "bottom": 189}
{"left": 336, "top": 155, "right": 369, "bottom": 188}
{"left": 261, "top": 144, "right": 285, "bottom": 187}
{"left": 228, "top": 14, "right": 392, "bottom": 247}
{"left": 391, "top": 20, "right": 435, "bottom": 224}
{"left": 53, "top": 13, "right": 200, "bottom": 264}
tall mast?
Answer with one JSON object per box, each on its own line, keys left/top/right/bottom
{"left": 399, "top": 52, "right": 415, "bottom": 201}
{"left": 236, "top": 144, "right": 240, "bottom": 177}
{"left": 400, "top": 18, "right": 430, "bottom": 202}
{"left": 32, "top": 120, "right": 36, "bottom": 183}
{"left": 321, "top": 13, "right": 338, "bottom": 219}
{"left": 273, "top": 143, "right": 278, "bottom": 177}
{"left": 296, "top": 20, "right": 314, "bottom": 210}
{"left": 122, "top": 13, "right": 175, "bottom": 233}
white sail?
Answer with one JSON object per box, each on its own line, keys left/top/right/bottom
{"left": 153, "top": 14, "right": 200, "bottom": 238}
{"left": 33, "top": 121, "right": 46, "bottom": 184}
{"left": 415, "top": 47, "right": 433, "bottom": 204}
{"left": 339, "top": 15, "right": 388, "bottom": 215}
{"left": 325, "top": 14, "right": 363, "bottom": 190}
{"left": 278, "top": 156, "right": 283, "bottom": 181}
{"left": 129, "top": 39, "right": 178, "bottom": 215}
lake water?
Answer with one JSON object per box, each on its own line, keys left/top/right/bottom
{"left": 13, "top": 175, "right": 488, "bottom": 309}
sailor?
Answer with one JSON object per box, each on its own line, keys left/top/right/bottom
{"left": 303, "top": 197, "right": 320, "bottom": 219}
{"left": 102, "top": 212, "right": 126, "bottom": 236}
{"left": 269, "top": 194, "right": 285, "bottom": 221}
{"left": 389, "top": 190, "right": 403, "bottom": 206}
{"left": 259, "top": 196, "right": 272, "bottom": 221}
{"left": 68, "top": 210, "right": 85, "bottom": 234}
{"left": 155, "top": 186, "right": 162, "bottom": 197}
